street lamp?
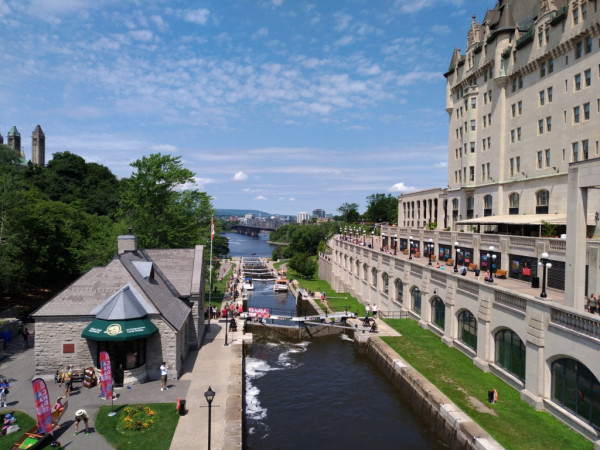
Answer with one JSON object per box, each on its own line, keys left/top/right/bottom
{"left": 486, "top": 246, "right": 497, "bottom": 282}
{"left": 393, "top": 238, "right": 397, "bottom": 255}
{"left": 454, "top": 241, "right": 460, "bottom": 272}
{"left": 363, "top": 231, "right": 366, "bottom": 246}
{"left": 225, "top": 309, "right": 229, "bottom": 346}
{"left": 428, "top": 238, "right": 434, "bottom": 266}
{"left": 204, "top": 386, "right": 215, "bottom": 450}
{"left": 409, "top": 236, "right": 413, "bottom": 260}
{"left": 371, "top": 231, "right": 374, "bottom": 247}
{"left": 538, "top": 252, "right": 552, "bottom": 298}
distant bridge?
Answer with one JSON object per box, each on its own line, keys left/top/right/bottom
{"left": 232, "top": 218, "right": 285, "bottom": 236}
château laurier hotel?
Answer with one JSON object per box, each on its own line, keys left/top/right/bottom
{"left": 323, "top": 0, "right": 600, "bottom": 442}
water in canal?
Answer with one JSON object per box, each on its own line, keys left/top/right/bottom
{"left": 225, "top": 232, "right": 444, "bottom": 449}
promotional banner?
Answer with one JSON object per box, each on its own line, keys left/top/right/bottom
{"left": 32, "top": 378, "right": 53, "bottom": 435}
{"left": 248, "top": 307, "right": 270, "bottom": 319}
{"left": 100, "top": 351, "right": 113, "bottom": 400}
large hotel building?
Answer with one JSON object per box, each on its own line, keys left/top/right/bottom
{"left": 326, "top": 0, "right": 600, "bottom": 441}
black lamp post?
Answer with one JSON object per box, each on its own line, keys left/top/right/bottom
{"left": 204, "top": 386, "right": 215, "bottom": 450}
{"left": 393, "top": 238, "right": 397, "bottom": 255}
{"left": 487, "top": 246, "right": 497, "bottom": 282}
{"left": 538, "top": 252, "right": 552, "bottom": 298}
{"left": 454, "top": 241, "right": 460, "bottom": 272}
{"left": 371, "top": 231, "right": 374, "bottom": 247}
{"left": 363, "top": 231, "right": 366, "bottom": 246}
{"left": 409, "top": 236, "right": 413, "bottom": 260}
{"left": 428, "top": 238, "right": 434, "bottom": 266}
{"left": 225, "top": 310, "right": 229, "bottom": 346}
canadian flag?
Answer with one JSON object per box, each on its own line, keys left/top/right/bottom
{"left": 211, "top": 219, "right": 215, "bottom": 240}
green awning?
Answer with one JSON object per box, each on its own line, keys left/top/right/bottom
{"left": 81, "top": 318, "right": 158, "bottom": 341}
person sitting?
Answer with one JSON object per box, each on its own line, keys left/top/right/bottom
{"left": 484, "top": 270, "right": 492, "bottom": 282}
{"left": 460, "top": 265, "right": 468, "bottom": 276}
{"left": 53, "top": 397, "right": 64, "bottom": 412}
{"left": 474, "top": 265, "right": 481, "bottom": 277}
{"left": 2, "top": 413, "right": 15, "bottom": 435}
{"left": 370, "top": 320, "right": 378, "bottom": 333}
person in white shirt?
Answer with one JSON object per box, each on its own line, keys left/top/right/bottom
{"left": 372, "top": 304, "right": 378, "bottom": 317}
{"left": 160, "top": 362, "right": 169, "bottom": 391}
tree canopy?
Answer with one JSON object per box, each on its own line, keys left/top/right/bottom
{"left": 364, "top": 193, "right": 398, "bottom": 224}
{"left": 337, "top": 202, "right": 360, "bottom": 223}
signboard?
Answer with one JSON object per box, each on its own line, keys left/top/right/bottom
{"left": 32, "top": 378, "right": 53, "bottom": 435}
{"left": 100, "top": 351, "right": 113, "bottom": 400}
{"left": 248, "top": 307, "right": 270, "bottom": 318}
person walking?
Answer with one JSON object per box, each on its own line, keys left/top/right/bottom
{"left": 372, "top": 304, "right": 378, "bottom": 318}
{"left": 0, "top": 377, "right": 9, "bottom": 407}
{"left": 73, "top": 409, "right": 90, "bottom": 436}
{"left": 160, "top": 362, "right": 169, "bottom": 391}
{"left": 22, "top": 328, "right": 30, "bottom": 350}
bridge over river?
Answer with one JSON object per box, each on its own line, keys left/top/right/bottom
{"left": 232, "top": 218, "right": 285, "bottom": 236}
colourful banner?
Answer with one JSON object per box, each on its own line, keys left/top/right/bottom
{"left": 100, "top": 351, "right": 113, "bottom": 400}
{"left": 32, "top": 378, "right": 53, "bottom": 435}
{"left": 248, "top": 307, "right": 270, "bottom": 318}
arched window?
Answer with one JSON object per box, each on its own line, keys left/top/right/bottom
{"left": 382, "top": 272, "right": 389, "bottom": 294}
{"left": 466, "top": 196, "right": 474, "bottom": 219}
{"left": 509, "top": 193, "right": 520, "bottom": 215}
{"left": 483, "top": 195, "right": 493, "bottom": 217}
{"left": 349, "top": 257, "right": 353, "bottom": 274}
{"left": 371, "top": 268, "right": 378, "bottom": 287}
{"left": 536, "top": 189, "right": 549, "bottom": 214}
{"left": 552, "top": 358, "right": 600, "bottom": 427}
{"left": 431, "top": 297, "right": 445, "bottom": 330}
{"left": 395, "top": 279, "right": 403, "bottom": 304}
{"left": 363, "top": 264, "right": 368, "bottom": 280}
{"left": 411, "top": 287, "right": 421, "bottom": 315}
{"left": 458, "top": 310, "right": 477, "bottom": 351}
{"left": 495, "top": 329, "right": 525, "bottom": 381}
{"left": 343, "top": 255, "right": 348, "bottom": 270}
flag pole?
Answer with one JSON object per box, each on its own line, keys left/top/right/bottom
{"left": 208, "top": 216, "right": 214, "bottom": 332}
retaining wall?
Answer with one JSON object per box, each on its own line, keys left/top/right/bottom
{"left": 245, "top": 321, "right": 344, "bottom": 340}
{"left": 356, "top": 334, "right": 502, "bottom": 450}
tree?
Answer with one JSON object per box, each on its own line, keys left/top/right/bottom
{"left": 288, "top": 253, "right": 318, "bottom": 279}
{"left": 283, "top": 226, "right": 326, "bottom": 259}
{"left": 337, "top": 202, "right": 360, "bottom": 224}
{"left": 118, "top": 153, "right": 215, "bottom": 249}
{"left": 364, "top": 193, "right": 398, "bottom": 224}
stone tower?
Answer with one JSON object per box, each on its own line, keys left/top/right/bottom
{"left": 7, "top": 126, "right": 22, "bottom": 156}
{"left": 32, "top": 125, "right": 45, "bottom": 166}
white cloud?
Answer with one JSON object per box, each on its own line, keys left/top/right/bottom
{"left": 150, "top": 15, "right": 168, "bottom": 31}
{"left": 434, "top": 161, "right": 447, "bottom": 168}
{"left": 233, "top": 171, "right": 248, "bottom": 181}
{"left": 272, "top": 0, "right": 283, "bottom": 6}
{"left": 389, "top": 182, "right": 417, "bottom": 193}
{"left": 253, "top": 27, "right": 269, "bottom": 39}
{"left": 288, "top": 197, "right": 295, "bottom": 201}
{"left": 255, "top": 195, "right": 268, "bottom": 200}
{"left": 333, "top": 12, "right": 352, "bottom": 32}
{"left": 130, "top": 30, "right": 154, "bottom": 42}
{"left": 184, "top": 8, "right": 210, "bottom": 25}
{"left": 431, "top": 25, "right": 451, "bottom": 35}
{"left": 334, "top": 35, "right": 354, "bottom": 47}
{"left": 150, "top": 144, "right": 177, "bottom": 153}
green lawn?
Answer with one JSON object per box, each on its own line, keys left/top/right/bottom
{"left": 205, "top": 262, "right": 235, "bottom": 307}
{"left": 382, "top": 319, "right": 592, "bottom": 450}
{"left": 284, "top": 264, "right": 366, "bottom": 316}
{"left": 0, "top": 410, "right": 37, "bottom": 449}
{"left": 95, "top": 403, "right": 179, "bottom": 450}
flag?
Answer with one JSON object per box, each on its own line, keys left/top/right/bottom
{"left": 32, "top": 378, "right": 53, "bottom": 435}
{"left": 100, "top": 351, "right": 113, "bottom": 400}
{"left": 211, "top": 218, "right": 215, "bottom": 240}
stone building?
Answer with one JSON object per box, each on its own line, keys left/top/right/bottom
{"left": 399, "top": 0, "right": 600, "bottom": 233}
{"left": 3, "top": 125, "right": 46, "bottom": 166}
{"left": 31, "top": 235, "right": 205, "bottom": 385}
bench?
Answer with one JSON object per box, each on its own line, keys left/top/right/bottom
{"left": 495, "top": 269, "right": 507, "bottom": 279}
{"left": 468, "top": 263, "right": 477, "bottom": 271}
{"left": 446, "top": 258, "right": 454, "bottom": 266}
{"left": 56, "top": 369, "right": 85, "bottom": 383}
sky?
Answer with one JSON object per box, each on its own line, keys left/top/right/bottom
{"left": 0, "top": 0, "right": 495, "bottom": 216}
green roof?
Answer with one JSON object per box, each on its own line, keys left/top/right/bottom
{"left": 8, "top": 126, "right": 20, "bottom": 137}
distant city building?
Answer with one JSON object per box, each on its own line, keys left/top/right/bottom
{"left": 244, "top": 213, "right": 254, "bottom": 220}
{"left": 312, "top": 209, "right": 326, "bottom": 219}
{"left": 297, "top": 212, "right": 309, "bottom": 223}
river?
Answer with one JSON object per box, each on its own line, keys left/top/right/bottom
{"left": 223, "top": 231, "right": 444, "bottom": 449}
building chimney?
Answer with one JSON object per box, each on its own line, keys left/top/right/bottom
{"left": 118, "top": 234, "right": 138, "bottom": 254}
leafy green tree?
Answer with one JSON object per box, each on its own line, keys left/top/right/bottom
{"left": 283, "top": 226, "right": 326, "bottom": 259}
{"left": 338, "top": 202, "right": 360, "bottom": 224}
{"left": 288, "top": 253, "right": 318, "bottom": 279}
{"left": 364, "top": 193, "right": 398, "bottom": 224}
{"left": 118, "top": 153, "right": 215, "bottom": 249}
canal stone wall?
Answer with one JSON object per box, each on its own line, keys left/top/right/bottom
{"left": 355, "top": 334, "right": 502, "bottom": 450}
{"left": 245, "top": 321, "right": 344, "bottom": 340}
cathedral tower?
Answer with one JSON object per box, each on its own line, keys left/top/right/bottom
{"left": 7, "top": 126, "right": 22, "bottom": 156}
{"left": 32, "top": 125, "right": 45, "bottom": 166}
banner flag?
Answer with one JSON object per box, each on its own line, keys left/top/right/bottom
{"left": 100, "top": 351, "right": 113, "bottom": 400}
{"left": 211, "top": 218, "right": 215, "bottom": 240}
{"left": 32, "top": 378, "right": 53, "bottom": 435}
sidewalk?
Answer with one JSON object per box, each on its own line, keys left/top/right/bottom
{"left": 170, "top": 320, "right": 247, "bottom": 450}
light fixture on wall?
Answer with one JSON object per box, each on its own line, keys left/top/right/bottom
{"left": 433, "top": 288, "right": 437, "bottom": 295}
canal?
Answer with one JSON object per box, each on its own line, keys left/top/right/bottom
{"left": 224, "top": 231, "right": 444, "bottom": 449}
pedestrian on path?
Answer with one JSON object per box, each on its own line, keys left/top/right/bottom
{"left": 372, "top": 304, "right": 378, "bottom": 317}
{"left": 365, "top": 303, "right": 370, "bottom": 319}
{"left": 0, "top": 377, "right": 10, "bottom": 407}
{"left": 62, "top": 366, "right": 73, "bottom": 397}
{"left": 73, "top": 409, "right": 90, "bottom": 436}
{"left": 160, "top": 362, "right": 169, "bottom": 391}
{"left": 22, "top": 328, "right": 30, "bottom": 350}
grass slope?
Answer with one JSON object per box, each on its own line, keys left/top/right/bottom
{"left": 382, "top": 319, "right": 592, "bottom": 450}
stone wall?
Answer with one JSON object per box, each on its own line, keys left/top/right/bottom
{"left": 357, "top": 334, "right": 501, "bottom": 450}
{"left": 245, "top": 322, "right": 344, "bottom": 340}
{"left": 147, "top": 317, "right": 179, "bottom": 381}
{"left": 34, "top": 317, "right": 96, "bottom": 375}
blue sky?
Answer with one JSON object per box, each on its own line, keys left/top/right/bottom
{"left": 0, "top": 0, "right": 490, "bottom": 216}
